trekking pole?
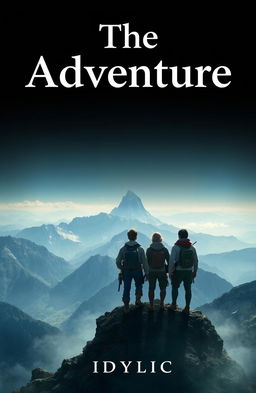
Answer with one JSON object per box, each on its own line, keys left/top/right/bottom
{"left": 118, "top": 272, "right": 123, "bottom": 292}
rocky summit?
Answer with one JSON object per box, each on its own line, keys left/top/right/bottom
{"left": 14, "top": 304, "right": 253, "bottom": 393}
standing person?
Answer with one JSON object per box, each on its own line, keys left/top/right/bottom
{"left": 116, "top": 229, "right": 148, "bottom": 311}
{"left": 146, "top": 232, "right": 169, "bottom": 310}
{"left": 169, "top": 229, "right": 198, "bottom": 314}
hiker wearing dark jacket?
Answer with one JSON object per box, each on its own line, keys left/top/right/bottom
{"left": 169, "top": 229, "right": 198, "bottom": 314}
{"left": 146, "top": 232, "right": 169, "bottom": 310}
{"left": 116, "top": 229, "right": 148, "bottom": 311}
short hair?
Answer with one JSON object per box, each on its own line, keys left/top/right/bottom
{"left": 152, "top": 232, "right": 162, "bottom": 242}
{"left": 178, "top": 229, "right": 188, "bottom": 239}
{"left": 127, "top": 228, "right": 137, "bottom": 241}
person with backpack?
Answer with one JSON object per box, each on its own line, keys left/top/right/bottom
{"left": 169, "top": 229, "right": 198, "bottom": 314}
{"left": 116, "top": 228, "right": 148, "bottom": 311}
{"left": 146, "top": 232, "right": 169, "bottom": 310}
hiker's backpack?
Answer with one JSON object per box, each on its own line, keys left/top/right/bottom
{"left": 123, "top": 244, "right": 141, "bottom": 270}
{"left": 148, "top": 248, "right": 166, "bottom": 269}
{"left": 177, "top": 246, "right": 194, "bottom": 268}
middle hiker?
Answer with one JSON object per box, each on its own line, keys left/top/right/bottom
{"left": 116, "top": 229, "right": 148, "bottom": 311}
{"left": 146, "top": 232, "right": 169, "bottom": 310}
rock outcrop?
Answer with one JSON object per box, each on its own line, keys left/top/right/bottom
{"left": 14, "top": 304, "right": 253, "bottom": 393}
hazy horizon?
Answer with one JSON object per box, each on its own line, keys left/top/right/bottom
{"left": 0, "top": 191, "right": 255, "bottom": 241}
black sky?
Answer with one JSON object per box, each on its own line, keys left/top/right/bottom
{"left": 0, "top": 9, "right": 255, "bottom": 203}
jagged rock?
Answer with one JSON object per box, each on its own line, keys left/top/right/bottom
{"left": 31, "top": 368, "right": 54, "bottom": 381}
{"left": 14, "top": 304, "right": 253, "bottom": 393}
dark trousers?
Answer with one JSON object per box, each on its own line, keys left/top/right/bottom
{"left": 171, "top": 270, "right": 193, "bottom": 308}
{"left": 122, "top": 270, "right": 144, "bottom": 303}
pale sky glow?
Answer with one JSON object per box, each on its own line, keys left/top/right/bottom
{"left": 179, "top": 222, "right": 229, "bottom": 232}
{"left": 0, "top": 200, "right": 114, "bottom": 215}
{"left": 1, "top": 199, "right": 256, "bottom": 215}
{"left": 148, "top": 203, "right": 256, "bottom": 215}
{"left": 0, "top": 200, "right": 256, "bottom": 215}
{"left": 0, "top": 198, "right": 255, "bottom": 241}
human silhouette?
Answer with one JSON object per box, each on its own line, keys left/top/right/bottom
{"left": 116, "top": 229, "right": 148, "bottom": 311}
{"left": 146, "top": 232, "right": 169, "bottom": 310}
{"left": 169, "top": 229, "right": 198, "bottom": 314}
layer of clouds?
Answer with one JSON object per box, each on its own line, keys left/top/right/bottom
{"left": 1, "top": 200, "right": 256, "bottom": 215}
{"left": 0, "top": 199, "right": 255, "bottom": 239}
{"left": 0, "top": 320, "right": 97, "bottom": 393}
{"left": 0, "top": 200, "right": 113, "bottom": 214}
{"left": 212, "top": 320, "right": 255, "bottom": 380}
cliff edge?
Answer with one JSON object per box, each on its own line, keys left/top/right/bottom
{"left": 14, "top": 304, "right": 252, "bottom": 393}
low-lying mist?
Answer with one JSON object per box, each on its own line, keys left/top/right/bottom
{"left": 207, "top": 315, "right": 255, "bottom": 382}
{"left": 0, "top": 316, "right": 98, "bottom": 393}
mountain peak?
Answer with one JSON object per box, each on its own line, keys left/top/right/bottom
{"left": 118, "top": 190, "right": 145, "bottom": 208}
{"left": 111, "top": 191, "right": 161, "bottom": 225}
{"left": 125, "top": 190, "right": 140, "bottom": 198}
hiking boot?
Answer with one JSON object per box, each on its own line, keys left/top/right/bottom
{"left": 148, "top": 292, "right": 154, "bottom": 310}
{"left": 169, "top": 303, "right": 177, "bottom": 311}
{"left": 135, "top": 298, "right": 142, "bottom": 307}
{"left": 123, "top": 299, "right": 130, "bottom": 313}
{"left": 182, "top": 307, "right": 190, "bottom": 315}
{"left": 135, "top": 291, "right": 143, "bottom": 307}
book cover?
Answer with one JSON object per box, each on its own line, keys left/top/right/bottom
{"left": 0, "top": 9, "right": 255, "bottom": 393}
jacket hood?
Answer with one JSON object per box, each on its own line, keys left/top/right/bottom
{"left": 125, "top": 241, "right": 140, "bottom": 246}
{"left": 175, "top": 238, "right": 192, "bottom": 247}
{"left": 150, "top": 242, "right": 165, "bottom": 250}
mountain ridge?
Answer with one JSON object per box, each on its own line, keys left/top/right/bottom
{"left": 49, "top": 255, "right": 116, "bottom": 310}
{"left": 16, "top": 192, "right": 250, "bottom": 259}
{"left": 0, "top": 236, "right": 72, "bottom": 316}
{"left": 111, "top": 190, "right": 162, "bottom": 225}
{"left": 0, "top": 236, "right": 72, "bottom": 287}
{"left": 200, "top": 248, "right": 256, "bottom": 284}
{"left": 62, "top": 267, "right": 232, "bottom": 334}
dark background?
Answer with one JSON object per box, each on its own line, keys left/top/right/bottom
{"left": 2, "top": 10, "right": 254, "bottom": 124}
{"left": 0, "top": 8, "right": 255, "bottom": 203}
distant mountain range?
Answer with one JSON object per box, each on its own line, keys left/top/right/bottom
{"left": 0, "top": 234, "right": 234, "bottom": 329}
{"left": 49, "top": 255, "right": 117, "bottom": 310}
{"left": 1, "top": 231, "right": 252, "bottom": 331}
{"left": 16, "top": 191, "right": 251, "bottom": 259}
{"left": 71, "top": 230, "right": 152, "bottom": 266}
{"left": 62, "top": 267, "right": 232, "bottom": 334}
{"left": 200, "top": 280, "right": 256, "bottom": 380}
{"left": 17, "top": 223, "right": 82, "bottom": 260}
{"left": 0, "top": 236, "right": 71, "bottom": 286}
{"left": 0, "top": 236, "right": 72, "bottom": 315}
{"left": 200, "top": 248, "right": 256, "bottom": 285}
